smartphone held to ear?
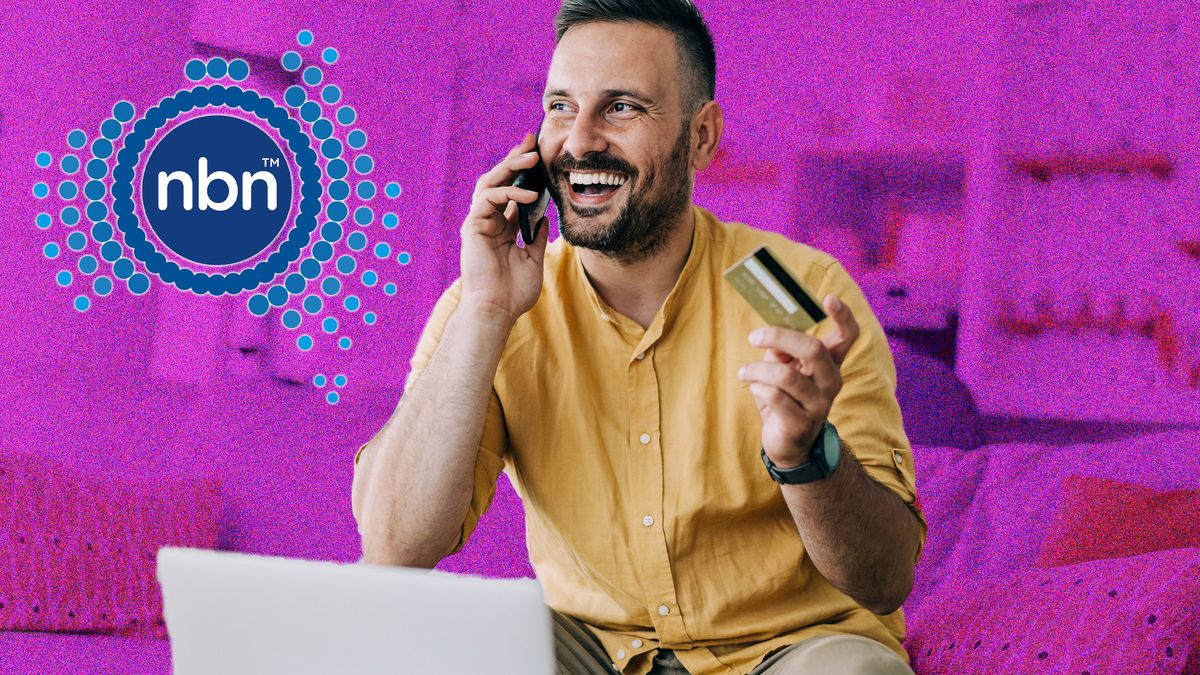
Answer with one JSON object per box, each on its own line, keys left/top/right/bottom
{"left": 513, "top": 131, "right": 550, "bottom": 246}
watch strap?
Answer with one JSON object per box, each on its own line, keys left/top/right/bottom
{"left": 760, "top": 446, "right": 826, "bottom": 484}
{"left": 760, "top": 420, "right": 838, "bottom": 485}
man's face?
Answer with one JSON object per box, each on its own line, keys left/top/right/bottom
{"left": 540, "top": 21, "right": 695, "bottom": 264}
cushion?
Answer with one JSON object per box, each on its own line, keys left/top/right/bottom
{"left": 1038, "top": 475, "right": 1200, "bottom": 567}
{"left": 904, "top": 444, "right": 986, "bottom": 615}
{"left": 941, "top": 430, "right": 1200, "bottom": 581}
{"left": 906, "top": 547, "right": 1200, "bottom": 673}
{"left": 0, "top": 453, "right": 220, "bottom": 638}
{"left": 0, "top": 632, "right": 170, "bottom": 674}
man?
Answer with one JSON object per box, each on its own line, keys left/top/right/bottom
{"left": 351, "top": 1, "right": 926, "bottom": 673}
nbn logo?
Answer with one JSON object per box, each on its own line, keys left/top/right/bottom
{"left": 141, "top": 114, "right": 293, "bottom": 266}
{"left": 156, "top": 158, "right": 279, "bottom": 212}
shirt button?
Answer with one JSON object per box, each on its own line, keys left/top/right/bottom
{"left": 617, "top": 649, "right": 626, "bottom": 659}
{"left": 893, "top": 451, "right": 904, "bottom": 465}
{"left": 639, "top": 433, "right": 651, "bottom": 445}
{"left": 658, "top": 604, "right": 670, "bottom": 616}
{"left": 635, "top": 351, "right": 645, "bottom": 360}
{"left": 642, "top": 515, "right": 654, "bottom": 526}
{"left": 600, "top": 313, "right": 611, "bottom": 322}
{"left": 632, "top": 639, "right": 643, "bottom": 648}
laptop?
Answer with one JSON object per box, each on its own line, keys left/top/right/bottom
{"left": 157, "top": 547, "right": 556, "bottom": 674}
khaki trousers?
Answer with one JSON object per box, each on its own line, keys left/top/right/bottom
{"left": 553, "top": 610, "right": 914, "bottom": 675}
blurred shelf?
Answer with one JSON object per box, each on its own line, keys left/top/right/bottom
{"left": 796, "top": 142, "right": 966, "bottom": 188}
{"left": 1008, "top": 151, "right": 1175, "bottom": 181}
{"left": 859, "top": 271, "right": 958, "bottom": 331}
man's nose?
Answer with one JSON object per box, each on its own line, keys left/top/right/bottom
{"left": 561, "top": 114, "right": 607, "bottom": 161}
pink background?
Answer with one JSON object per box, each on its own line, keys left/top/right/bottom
{"left": 2, "top": 0, "right": 1200, "bottom": 671}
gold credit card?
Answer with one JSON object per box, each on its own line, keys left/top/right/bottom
{"left": 723, "top": 244, "right": 827, "bottom": 331}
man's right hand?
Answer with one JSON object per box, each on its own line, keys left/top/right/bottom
{"left": 459, "top": 133, "right": 550, "bottom": 323}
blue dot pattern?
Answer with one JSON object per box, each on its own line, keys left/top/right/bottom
{"left": 128, "top": 274, "right": 150, "bottom": 295}
{"left": 33, "top": 29, "right": 411, "bottom": 405}
{"left": 228, "top": 59, "right": 250, "bottom": 82}
{"left": 185, "top": 59, "right": 206, "bottom": 81}
{"left": 282, "top": 309, "right": 302, "bottom": 329}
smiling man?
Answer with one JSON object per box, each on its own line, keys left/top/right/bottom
{"left": 351, "top": 1, "right": 925, "bottom": 674}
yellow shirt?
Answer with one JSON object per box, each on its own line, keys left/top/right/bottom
{"left": 355, "top": 206, "right": 926, "bottom": 675}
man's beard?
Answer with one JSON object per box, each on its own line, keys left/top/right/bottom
{"left": 547, "top": 122, "right": 692, "bottom": 265}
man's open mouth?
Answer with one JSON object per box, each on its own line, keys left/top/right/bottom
{"left": 568, "top": 171, "right": 628, "bottom": 204}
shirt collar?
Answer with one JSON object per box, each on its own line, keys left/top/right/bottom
{"left": 569, "top": 205, "right": 710, "bottom": 349}
{"left": 657, "top": 205, "right": 709, "bottom": 330}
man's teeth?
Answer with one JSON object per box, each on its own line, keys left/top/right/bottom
{"left": 569, "top": 171, "right": 627, "bottom": 187}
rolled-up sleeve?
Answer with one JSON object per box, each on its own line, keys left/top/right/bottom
{"left": 812, "top": 262, "right": 927, "bottom": 566}
{"left": 351, "top": 279, "right": 509, "bottom": 555}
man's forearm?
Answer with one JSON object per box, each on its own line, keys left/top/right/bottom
{"left": 352, "top": 303, "right": 514, "bottom": 568}
{"left": 778, "top": 439, "right": 921, "bottom": 615}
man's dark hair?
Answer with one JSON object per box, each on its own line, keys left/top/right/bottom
{"left": 554, "top": 0, "right": 716, "bottom": 115}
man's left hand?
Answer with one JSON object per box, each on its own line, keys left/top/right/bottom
{"left": 737, "top": 294, "right": 860, "bottom": 468}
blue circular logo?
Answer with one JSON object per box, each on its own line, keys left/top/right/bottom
{"left": 141, "top": 114, "right": 293, "bottom": 266}
{"left": 36, "top": 38, "right": 411, "bottom": 403}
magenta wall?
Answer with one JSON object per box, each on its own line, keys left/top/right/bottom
{"left": 1, "top": 0, "right": 1199, "bottom": 621}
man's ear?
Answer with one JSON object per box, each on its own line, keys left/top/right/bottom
{"left": 690, "top": 100, "right": 724, "bottom": 172}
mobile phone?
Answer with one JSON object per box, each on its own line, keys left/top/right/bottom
{"left": 513, "top": 129, "right": 550, "bottom": 246}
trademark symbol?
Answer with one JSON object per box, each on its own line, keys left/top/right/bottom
{"left": 262, "top": 157, "right": 281, "bottom": 168}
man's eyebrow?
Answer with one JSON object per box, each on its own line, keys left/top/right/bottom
{"left": 602, "top": 89, "right": 655, "bottom": 105}
{"left": 543, "top": 88, "right": 656, "bottom": 105}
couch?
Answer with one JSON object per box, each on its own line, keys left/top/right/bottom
{"left": 3, "top": 341, "right": 1198, "bottom": 674}
{"left": 902, "top": 433, "right": 1200, "bottom": 672}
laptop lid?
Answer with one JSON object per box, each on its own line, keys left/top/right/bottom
{"left": 157, "top": 547, "right": 555, "bottom": 675}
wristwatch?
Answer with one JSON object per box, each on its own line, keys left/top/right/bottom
{"left": 760, "top": 420, "right": 841, "bottom": 484}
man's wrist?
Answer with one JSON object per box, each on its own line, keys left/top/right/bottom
{"left": 764, "top": 426, "right": 822, "bottom": 469}
{"left": 458, "top": 298, "right": 518, "bottom": 331}
{"left": 767, "top": 448, "right": 812, "bottom": 470}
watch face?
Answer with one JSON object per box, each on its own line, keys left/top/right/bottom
{"left": 823, "top": 425, "right": 841, "bottom": 469}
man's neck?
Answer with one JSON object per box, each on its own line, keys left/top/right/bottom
{"left": 577, "top": 205, "right": 696, "bottom": 331}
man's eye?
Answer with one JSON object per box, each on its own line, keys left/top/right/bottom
{"left": 612, "top": 102, "right": 639, "bottom": 113}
